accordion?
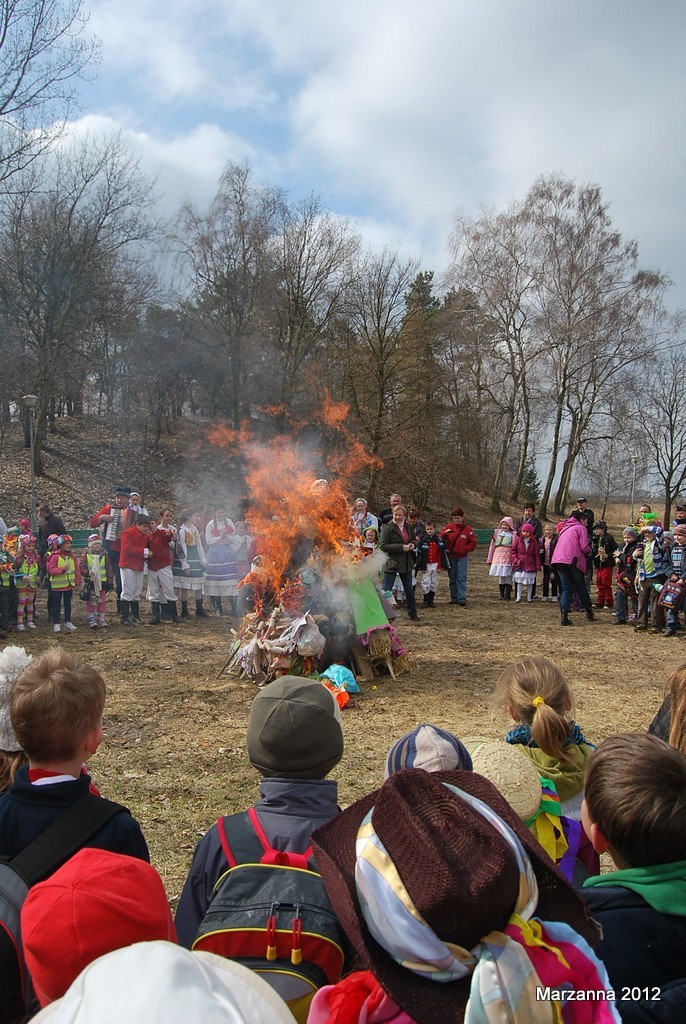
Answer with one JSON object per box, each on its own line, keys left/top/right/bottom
{"left": 104, "top": 508, "right": 122, "bottom": 541}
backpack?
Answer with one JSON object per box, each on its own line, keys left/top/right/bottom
{"left": 0, "top": 794, "right": 125, "bottom": 1024}
{"left": 193, "top": 807, "right": 345, "bottom": 1023}
{"left": 658, "top": 575, "right": 686, "bottom": 610}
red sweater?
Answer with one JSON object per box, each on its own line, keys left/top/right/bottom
{"left": 148, "top": 528, "right": 174, "bottom": 571}
{"left": 119, "top": 526, "right": 150, "bottom": 572}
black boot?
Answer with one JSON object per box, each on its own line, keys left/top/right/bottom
{"left": 229, "top": 596, "right": 238, "bottom": 615}
{"left": 131, "top": 600, "right": 142, "bottom": 624}
{"left": 561, "top": 608, "right": 572, "bottom": 626}
{"left": 195, "top": 599, "right": 210, "bottom": 618}
{"left": 150, "top": 602, "right": 161, "bottom": 625}
{"left": 585, "top": 606, "right": 595, "bottom": 622}
{"left": 504, "top": 584, "right": 512, "bottom": 601}
{"left": 116, "top": 596, "right": 122, "bottom": 614}
{"left": 120, "top": 599, "right": 133, "bottom": 626}
{"left": 167, "top": 601, "right": 179, "bottom": 623}
{"left": 499, "top": 585, "right": 505, "bottom": 600}
{"left": 160, "top": 601, "right": 172, "bottom": 621}
{"left": 214, "top": 598, "right": 223, "bottom": 617}
{"left": 422, "top": 594, "right": 430, "bottom": 607}
{"left": 428, "top": 591, "right": 436, "bottom": 607}
{"left": 181, "top": 601, "right": 191, "bottom": 620}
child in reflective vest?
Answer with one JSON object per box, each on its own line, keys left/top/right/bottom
{"left": 46, "top": 534, "right": 81, "bottom": 634}
{"left": 13, "top": 533, "right": 42, "bottom": 631}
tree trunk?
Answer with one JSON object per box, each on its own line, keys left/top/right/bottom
{"left": 539, "top": 396, "right": 565, "bottom": 519}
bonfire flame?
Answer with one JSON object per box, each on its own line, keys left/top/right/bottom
{"left": 208, "top": 395, "right": 382, "bottom": 610}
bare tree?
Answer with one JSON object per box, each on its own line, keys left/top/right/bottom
{"left": 342, "top": 247, "right": 419, "bottom": 495}
{"left": 0, "top": 130, "right": 156, "bottom": 471}
{"left": 177, "top": 163, "right": 283, "bottom": 427}
{"left": 0, "top": 0, "right": 99, "bottom": 184}
{"left": 645, "top": 339, "right": 686, "bottom": 526}
{"left": 270, "top": 194, "right": 359, "bottom": 410}
{"left": 449, "top": 205, "right": 542, "bottom": 513}
{"left": 526, "top": 175, "right": 667, "bottom": 516}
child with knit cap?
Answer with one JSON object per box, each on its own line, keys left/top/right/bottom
{"left": 78, "top": 533, "right": 114, "bottom": 629}
{"left": 175, "top": 676, "right": 344, "bottom": 949}
{"left": 46, "top": 534, "right": 81, "bottom": 633}
{"left": 13, "top": 532, "right": 41, "bottom": 630}
{"left": 21, "top": 848, "right": 177, "bottom": 1007}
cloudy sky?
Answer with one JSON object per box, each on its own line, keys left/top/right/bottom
{"left": 76, "top": 0, "right": 686, "bottom": 306}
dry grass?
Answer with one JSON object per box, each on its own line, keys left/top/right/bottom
{"left": 14, "top": 547, "right": 675, "bottom": 907}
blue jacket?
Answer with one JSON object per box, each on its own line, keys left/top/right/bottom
{"left": 175, "top": 776, "right": 340, "bottom": 948}
{"left": 0, "top": 765, "right": 149, "bottom": 862}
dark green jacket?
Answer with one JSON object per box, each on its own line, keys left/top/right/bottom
{"left": 380, "top": 520, "right": 417, "bottom": 573}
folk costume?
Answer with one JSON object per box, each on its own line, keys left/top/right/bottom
{"left": 172, "top": 523, "right": 209, "bottom": 619}
{"left": 146, "top": 525, "right": 178, "bottom": 623}
{"left": 89, "top": 486, "right": 138, "bottom": 599}
{"left": 204, "top": 517, "right": 236, "bottom": 613}
{"left": 511, "top": 525, "right": 542, "bottom": 603}
{"left": 486, "top": 517, "right": 516, "bottom": 600}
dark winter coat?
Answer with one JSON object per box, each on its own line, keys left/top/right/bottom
{"left": 379, "top": 520, "right": 417, "bottom": 574}
{"left": 592, "top": 531, "right": 618, "bottom": 569}
{"left": 0, "top": 766, "right": 149, "bottom": 862}
{"left": 514, "top": 514, "right": 543, "bottom": 542}
{"left": 582, "top": 882, "right": 686, "bottom": 995}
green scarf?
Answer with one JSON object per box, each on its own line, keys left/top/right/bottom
{"left": 583, "top": 858, "right": 686, "bottom": 916}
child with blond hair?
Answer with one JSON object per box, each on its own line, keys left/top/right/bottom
{"left": 494, "top": 656, "right": 595, "bottom": 819}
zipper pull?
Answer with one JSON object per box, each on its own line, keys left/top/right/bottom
{"left": 266, "top": 902, "right": 279, "bottom": 961}
{"left": 291, "top": 904, "right": 302, "bottom": 965}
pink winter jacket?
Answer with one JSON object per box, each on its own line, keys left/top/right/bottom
{"left": 551, "top": 518, "right": 590, "bottom": 574}
{"left": 511, "top": 535, "right": 541, "bottom": 573}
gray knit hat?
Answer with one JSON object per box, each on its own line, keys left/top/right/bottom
{"left": 247, "top": 676, "right": 344, "bottom": 779}
{"left": 0, "top": 645, "right": 32, "bottom": 752}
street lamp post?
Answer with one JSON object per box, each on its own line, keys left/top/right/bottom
{"left": 22, "top": 394, "right": 39, "bottom": 534}
{"left": 630, "top": 453, "right": 639, "bottom": 527}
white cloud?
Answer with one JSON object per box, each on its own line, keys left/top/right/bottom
{"left": 76, "top": 0, "right": 686, "bottom": 304}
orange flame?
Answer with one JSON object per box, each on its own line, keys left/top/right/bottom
{"left": 209, "top": 396, "right": 382, "bottom": 602}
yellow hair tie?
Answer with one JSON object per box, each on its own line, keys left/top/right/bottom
{"left": 532, "top": 696, "right": 545, "bottom": 708}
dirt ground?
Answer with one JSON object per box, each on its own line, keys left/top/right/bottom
{"left": 9, "top": 548, "right": 677, "bottom": 907}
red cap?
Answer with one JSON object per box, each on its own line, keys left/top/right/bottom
{"left": 21, "top": 848, "right": 176, "bottom": 1006}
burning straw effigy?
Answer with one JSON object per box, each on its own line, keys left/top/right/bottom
{"left": 212, "top": 401, "right": 414, "bottom": 687}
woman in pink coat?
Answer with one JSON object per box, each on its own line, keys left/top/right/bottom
{"left": 510, "top": 522, "right": 542, "bottom": 603}
{"left": 551, "top": 511, "right": 594, "bottom": 626}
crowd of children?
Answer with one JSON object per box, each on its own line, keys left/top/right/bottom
{"left": 1, "top": 644, "right": 685, "bottom": 1022}
{"left": 485, "top": 499, "right": 686, "bottom": 634}
{"left": 0, "top": 489, "right": 259, "bottom": 636}
{"left": 5, "top": 490, "right": 686, "bottom": 638}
